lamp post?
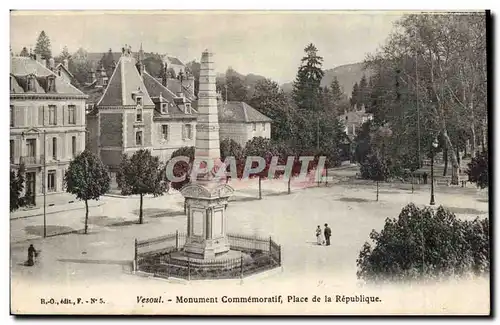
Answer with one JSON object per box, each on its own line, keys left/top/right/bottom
{"left": 430, "top": 138, "right": 438, "bottom": 206}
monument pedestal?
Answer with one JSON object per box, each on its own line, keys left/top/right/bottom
{"left": 180, "top": 181, "right": 234, "bottom": 260}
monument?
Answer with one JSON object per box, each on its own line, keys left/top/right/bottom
{"left": 179, "top": 49, "right": 235, "bottom": 260}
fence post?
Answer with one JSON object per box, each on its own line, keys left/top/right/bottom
{"left": 240, "top": 255, "right": 244, "bottom": 279}
{"left": 269, "top": 236, "right": 272, "bottom": 256}
{"left": 134, "top": 238, "right": 138, "bottom": 272}
{"left": 187, "top": 257, "right": 191, "bottom": 281}
{"left": 176, "top": 230, "right": 179, "bottom": 251}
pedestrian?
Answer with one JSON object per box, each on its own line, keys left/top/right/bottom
{"left": 26, "top": 244, "right": 37, "bottom": 266}
{"left": 423, "top": 172, "right": 428, "bottom": 185}
{"left": 324, "top": 224, "right": 331, "bottom": 246}
{"left": 315, "top": 225, "right": 323, "bottom": 245}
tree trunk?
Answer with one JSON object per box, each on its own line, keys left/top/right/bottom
{"left": 471, "top": 124, "right": 477, "bottom": 158}
{"left": 464, "top": 140, "right": 468, "bottom": 157}
{"left": 481, "top": 120, "right": 486, "bottom": 152}
{"left": 411, "top": 173, "right": 414, "bottom": 193}
{"left": 84, "top": 199, "right": 89, "bottom": 234}
{"left": 139, "top": 194, "right": 144, "bottom": 224}
{"left": 325, "top": 167, "right": 329, "bottom": 186}
{"left": 456, "top": 145, "right": 460, "bottom": 166}
{"left": 258, "top": 177, "right": 262, "bottom": 200}
{"left": 443, "top": 147, "right": 448, "bottom": 176}
{"left": 287, "top": 176, "right": 291, "bottom": 194}
{"left": 376, "top": 181, "right": 379, "bottom": 201}
{"left": 184, "top": 199, "right": 187, "bottom": 215}
{"left": 442, "top": 130, "right": 460, "bottom": 185}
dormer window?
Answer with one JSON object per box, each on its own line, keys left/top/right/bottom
{"left": 136, "top": 96, "right": 143, "bottom": 106}
{"left": 161, "top": 103, "right": 168, "bottom": 114}
{"left": 27, "top": 74, "right": 36, "bottom": 92}
{"left": 47, "top": 76, "right": 56, "bottom": 92}
{"left": 185, "top": 103, "right": 191, "bottom": 114}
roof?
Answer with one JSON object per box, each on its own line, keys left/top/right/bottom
{"left": 10, "top": 57, "right": 85, "bottom": 96}
{"left": 97, "top": 55, "right": 154, "bottom": 106}
{"left": 218, "top": 101, "right": 272, "bottom": 123}
{"left": 338, "top": 108, "right": 373, "bottom": 124}
{"left": 85, "top": 87, "right": 106, "bottom": 104}
{"left": 55, "top": 63, "right": 74, "bottom": 78}
{"left": 165, "top": 56, "right": 184, "bottom": 66}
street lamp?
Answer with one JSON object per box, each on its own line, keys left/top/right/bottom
{"left": 430, "top": 138, "right": 438, "bottom": 206}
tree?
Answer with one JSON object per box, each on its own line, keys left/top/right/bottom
{"left": 59, "top": 46, "right": 71, "bottom": 60}
{"left": 466, "top": 150, "right": 488, "bottom": 189}
{"left": 10, "top": 164, "right": 25, "bottom": 212}
{"left": 244, "top": 137, "right": 278, "bottom": 199}
{"left": 64, "top": 150, "right": 110, "bottom": 234}
{"left": 350, "top": 82, "right": 359, "bottom": 109}
{"left": 357, "top": 203, "right": 489, "bottom": 283}
{"left": 292, "top": 43, "right": 325, "bottom": 112}
{"left": 217, "top": 68, "right": 248, "bottom": 102}
{"left": 185, "top": 60, "right": 201, "bottom": 96}
{"left": 220, "top": 138, "right": 244, "bottom": 183}
{"left": 248, "top": 78, "right": 296, "bottom": 142}
{"left": 19, "top": 47, "right": 29, "bottom": 57}
{"left": 117, "top": 150, "right": 168, "bottom": 224}
{"left": 69, "top": 47, "right": 93, "bottom": 86}
{"left": 34, "top": 30, "right": 52, "bottom": 59}
{"left": 169, "top": 146, "right": 195, "bottom": 214}
{"left": 100, "top": 48, "right": 116, "bottom": 76}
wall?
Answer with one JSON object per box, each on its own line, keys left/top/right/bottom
{"left": 151, "top": 119, "right": 196, "bottom": 162}
{"left": 219, "top": 122, "right": 271, "bottom": 148}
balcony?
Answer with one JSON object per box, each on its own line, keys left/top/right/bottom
{"left": 19, "top": 155, "right": 45, "bottom": 166}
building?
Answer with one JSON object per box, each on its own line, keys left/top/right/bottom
{"left": 86, "top": 46, "right": 197, "bottom": 181}
{"left": 85, "top": 45, "right": 273, "bottom": 178}
{"left": 10, "top": 55, "right": 88, "bottom": 206}
{"left": 217, "top": 93, "right": 272, "bottom": 147}
{"left": 54, "top": 59, "right": 73, "bottom": 84}
{"left": 338, "top": 104, "right": 373, "bottom": 139}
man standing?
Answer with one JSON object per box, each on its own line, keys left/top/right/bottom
{"left": 324, "top": 224, "right": 331, "bottom": 246}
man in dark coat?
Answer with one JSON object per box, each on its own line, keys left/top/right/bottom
{"left": 27, "top": 244, "right": 37, "bottom": 266}
{"left": 324, "top": 224, "right": 332, "bottom": 246}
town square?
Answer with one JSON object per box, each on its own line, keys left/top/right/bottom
{"left": 9, "top": 10, "right": 490, "bottom": 315}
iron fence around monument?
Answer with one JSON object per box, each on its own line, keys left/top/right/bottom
{"left": 134, "top": 232, "right": 282, "bottom": 279}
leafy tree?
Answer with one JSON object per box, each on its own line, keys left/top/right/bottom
{"left": 169, "top": 146, "right": 195, "bottom": 191}
{"left": 466, "top": 150, "right": 488, "bottom": 189}
{"left": 248, "top": 78, "right": 295, "bottom": 142}
{"left": 117, "top": 149, "right": 168, "bottom": 224}
{"left": 100, "top": 48, "right": 116, "bottom": 76}
{"left": 69, "top": 47, "right": 93, "bottom": 86}
{"left": 357, "top": 203, "right": 489, "bottom": 283}
{"left": 64, "top": 150, "right": 110, "bottom": 234}
{"left": 244, "top": 137, "right": 277, "bottom": 199}
{"left": 19, "top": 47, "right": 30, "bottom": 57}
{"left": 220, "top": 138, "right": 244, "bottom": 183}
{"left": 34, "top": 30, "right": 52, "bottom": 59}
{"left": 217, "top": 68, "right": 248, "bottom": 102}
{"left": 292, "top": 43, "right": 325, "bottom": 112}
{"left": 350, "top": 82, "right": 359, "bottom": 109}
{"left": 10, "top": 164, "right": 25, "bottom": 212}
{"left": 185, "top": 60, "right": 201, "bottom": 96}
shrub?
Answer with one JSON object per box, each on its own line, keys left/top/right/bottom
{"left": 466, "top": 151, "right": 488, "bottom": 189}
{"left": 356, "top": 203, "right": 489, "bottom": 283}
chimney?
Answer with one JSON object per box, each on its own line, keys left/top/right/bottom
{"left": 48, "top": 58, "right": 55, "bottom": 70}
{"left": 63, "top": 59, "right": 69, "bottom": 70}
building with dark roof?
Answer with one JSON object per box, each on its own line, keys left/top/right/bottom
{"left": 10, "top": 55, "right": 88, "bottom": 207}
{"left": 85, "top": 45, "right": 272, "bottom": 176}
{"left": 217, "top": 94, "right": 272, "bottom": 147}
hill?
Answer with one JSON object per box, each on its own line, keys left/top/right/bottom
{"left": 281, "top": 62, "right": 373, "bottom": 97}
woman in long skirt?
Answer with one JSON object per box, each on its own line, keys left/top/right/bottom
{"left": 316, "top": 225, "right": 323, "bottom": 245}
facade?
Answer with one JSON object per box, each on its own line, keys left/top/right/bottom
{"left": 338, "top": 104, "right": 373, "bottom": 139}
{"left": 217, "top": 95, "right": 272, "bottom": 147}
{"left": 10, "top": 55, "right": 88, "bottom": 206}
{"left": 85, "top": 45, "right": 273, "bottom": 178}
{"left": 86, "top": 46, "right": 197, "bottom": 177}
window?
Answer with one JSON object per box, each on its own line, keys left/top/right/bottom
{"left": 26, "top": 139, "right": 36, "bottom": 157}
{"left": 47, "top": 76, "right": 56, "bottom": 92}
{"left": 72, "top": 136, "right": 77, "bottom": 157}
{"left": 10, "top": 140, "right": 14, "bottom": 163}
{"left": 49, "top": 105, "right": 57, "bottom": 125}
{"left": 345, "top": 116, "right": 348, "bottom": 121}
{"left": 183, "top": 124, "right": 192, "bottom": 140}
{"left": 10, "top": 105, "right": 14, "bottom": 127}
{"left": 27, "top": 75, "right": 36, "bottom": 92}
{"left": 135, "top": 131, "right": 143, "bottom": 146}
{"left": 136, "top": 107, "right": 143, "bottom": 122}
{"left": 52, "top": 137, "right": 57, "bottom": 160}
{"left": 103, "top": 79, "right": 108, "bottom": 86}
{"left": 162, "top": 125, "right": 169, "bottom": 140}
{"left": 68, "top": 105, "right": 76, "bottom": 124}
{"left": 185, "top": 103, "right": 191, "bottom": 114}
{"left": 252, "top": 123, "right": 256, "bottom": 131}
{"left": 161, "top": 103, "right": 168, "bottom": 114}
{"left": 47, "top": 170, "right": 56, "bottom": 192}
{"left": 136, "top": 96, "right": 143, "bottom": 106}
{"left": 262, "top": 123, "right": 265, "bottom": 131}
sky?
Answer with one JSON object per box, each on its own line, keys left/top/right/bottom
{"left": 10, "top": 11, "right": 402, "bottom": 84}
